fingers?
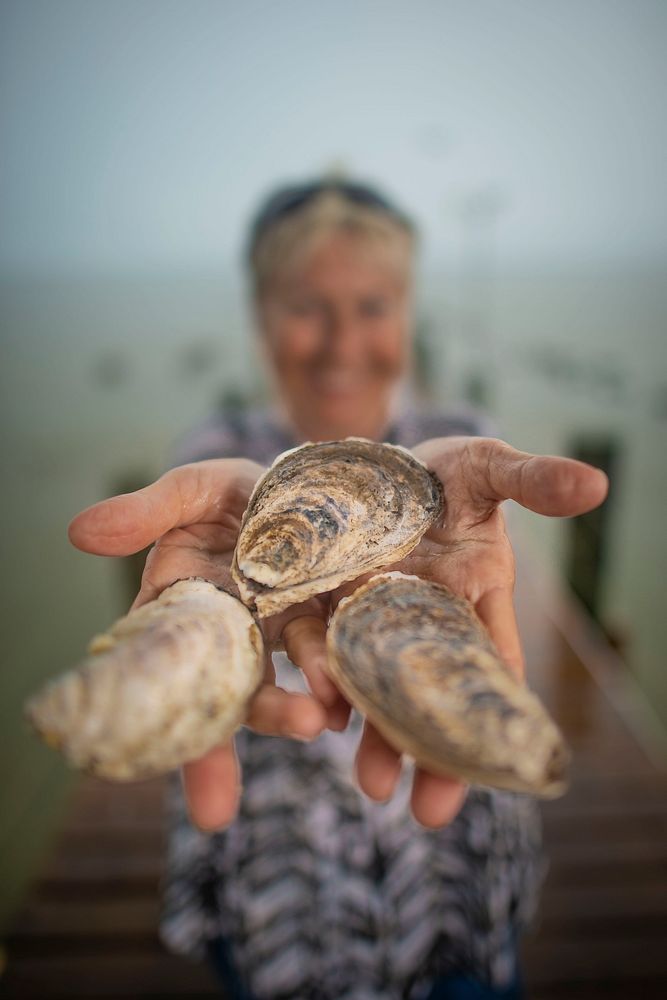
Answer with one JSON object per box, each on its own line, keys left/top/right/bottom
{"left": 68, "top": 458, "right": 262, "bottom": 556}
{"left": 475, "top": 587, "right": 525, "bottom": 679}
{"left": 416, "top": 437, "right": 608, "bottom": 521}
{"left": 355, "top": 720, "right": 403, "bottom": 801}
{"left": 410, "top": 768, "right": 468, "bottom": 828}
{"left": 182, "top": 683, "right": 328, "bottom": 831}
{"left": 245, "top": 685, "right": 328, "bottom": 740}
{"left": 474, "top": 440, "right": 609, "bottom": 517}
{"left": 282, "top": 615, "right": 351, "bottom": 730}
{"left": 182, "top": 741, "right": 242, "bottom": 832}
{"left": 129, "top": 542, "right": 236, "bottom": 610}
{"left": 355, "top": 718, "right": 467, "bottom": 826}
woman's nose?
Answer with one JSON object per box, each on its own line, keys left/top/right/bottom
{"left": 324, "top": 309, "right": 364, "bottom": 364}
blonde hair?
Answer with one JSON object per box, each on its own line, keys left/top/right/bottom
{"left": 249, "top": 188, "right": 416, "bottom": 299}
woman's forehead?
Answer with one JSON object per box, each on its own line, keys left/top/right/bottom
{"left": 268, "top": 230, "right": 412, "bottom": 295}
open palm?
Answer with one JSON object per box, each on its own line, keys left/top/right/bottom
{"left": 69, "top": 438, "right": 607, "bottom": 831}
{"left": 323, "top": 437, "right": 605, "bottom": 825}
{"left": 69, "top": 458, "right": 344, "bottom": 830}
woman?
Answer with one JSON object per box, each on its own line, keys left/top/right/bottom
{"left": 70, "top": 180, "right": 608, "bottom": 999}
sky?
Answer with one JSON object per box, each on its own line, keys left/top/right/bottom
{"left": 1, "top": 0, "right": 666, "bottom": 274}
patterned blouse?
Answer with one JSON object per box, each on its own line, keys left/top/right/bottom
{"left": 159, "top": 406, "right": 544, "bottom": 1000}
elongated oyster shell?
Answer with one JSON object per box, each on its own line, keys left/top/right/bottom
{"left": 232, "top": 438, "right": 444, "bottom": 617}
{"left": 25, "top": 579, "right": 264, "bottom": 781}
{"left": 327, "top": 573, "right": 569, "bottom": 797}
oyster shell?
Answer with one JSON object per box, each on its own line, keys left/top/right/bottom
{"left": 25, "top": 579, "right": 264, "bottom": 781}
{"left": 327, "top": 573, "right": 569, "bottom": 797}
{"left": 232, "top": 439, "right": 444, "bottom": 617}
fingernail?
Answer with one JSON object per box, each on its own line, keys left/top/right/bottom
{"left": 192, "top": 817, "right": 231, "bottom": 834}
{"left": 328, "top": 704, "right": 351, "bottom": 731}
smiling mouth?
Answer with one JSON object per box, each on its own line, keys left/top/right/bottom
{"left": 311, "top": 371, "right": 367, "bottom": 396}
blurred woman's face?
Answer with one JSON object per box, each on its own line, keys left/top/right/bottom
{"left": 257, "top": 231, "right": 412, "bottom": 442}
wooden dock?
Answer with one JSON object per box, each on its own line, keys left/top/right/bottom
{"left": 2, "top": 564, "right": 666, "bottom": 999}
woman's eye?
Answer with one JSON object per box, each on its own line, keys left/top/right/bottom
{"left": 288, "top": 299, "right": 320, "bottom": 317}
{"left": 359, "top": 298, "right": 391, "bottom": 319}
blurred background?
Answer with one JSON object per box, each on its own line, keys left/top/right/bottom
{"left": 1, "top": 0, "right": 666, "bottom": 994}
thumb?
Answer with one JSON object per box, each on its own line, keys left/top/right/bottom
{"left": 418, "top": 437, "right": 608, "bottom": 519}
{"left": 68, "top": 459, "right": 262, "bottom": 556}
{"left": 482, "top": 441, "right": 609, "bottom": 516}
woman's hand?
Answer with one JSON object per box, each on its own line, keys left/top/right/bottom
{"left": 253, "top": 437, "right": 607, "bottom": 828}
{"left": 323, "top": 437, "right": 608, "bottom": 828}
{"left": 68, "top": 458, "right": 347, "bottom": 831}
{"left": 69, "top": 439, "right": 608, "bottom": 833}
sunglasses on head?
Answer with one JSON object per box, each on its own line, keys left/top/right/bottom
{"left": 248, "top": 179, "right": 413, "bottom": 252}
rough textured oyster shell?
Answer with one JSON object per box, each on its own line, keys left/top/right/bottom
{"left": 232, "top": 438, "right": 444, "bottom": 618}
{"left": 327, "top": 572, "right": 569, "bottom": 797}
{"left": 25, "top": 579, "right": 264, "bottom": 781}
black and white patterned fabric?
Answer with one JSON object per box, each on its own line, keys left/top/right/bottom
{"left": 159, "top": 406, "right": 544, "bottom": 1000}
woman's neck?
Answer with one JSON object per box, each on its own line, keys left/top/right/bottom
{"left": 274, "top": 385, "right": 410, "bottom": 444}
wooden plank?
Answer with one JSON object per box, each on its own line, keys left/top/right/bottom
{"left": 544, "top": 837, "right": 667, "bottom": 867}
{"left": 0, "top": 950, "right": 220, "bottom": 998}
{"left": 558, "top": 770, "right": 667, "bottom": 797}
{"left": 9, "top": 897, "right": 159, "bottom": 938}
{"left": 66, "top": 777, "right": 167, "bottom": 820}
{"left": 530, "top": 911, "right": 667, "bottom": 941}
{"left": 522, "top": 936, "right": 667, "bottom": 985}
{"left": 6, "top": 931, "right": 160, "bottom": 959}
{"left": 37, "top": 873, "right": 158, "bottom": 901}
{"left": 42, "top": 852, "right": 163, "bottom": 884}
{"left": 541, "top": 809, "right": 667, "bottom": 844}
{"left": 56, "top": 828, "right": 165, "bottom": 854}
{"left": 541, "top": 795, "right": 667, "bottom": 819}
{"left": 529, "top": 985, "right": 667, "bottom": 1000}
{"left": 62, "top": 815, "right": 165, "bottom": 836}
{"left": 544, "top": 860, "right": 667, "bottom": 889}
{"left": 535, "top": 883, "right": 667, "bottom": 922}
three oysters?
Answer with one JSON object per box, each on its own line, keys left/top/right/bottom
{"left": 26, "top": 438, "right": 569, "bottom": 796}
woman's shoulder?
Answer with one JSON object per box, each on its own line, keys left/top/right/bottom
{"left": 394, "top": 404, "right": 496, "bottom": 449}
{"left": 171, "top": 407, "right": 291, "bottom": 467}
